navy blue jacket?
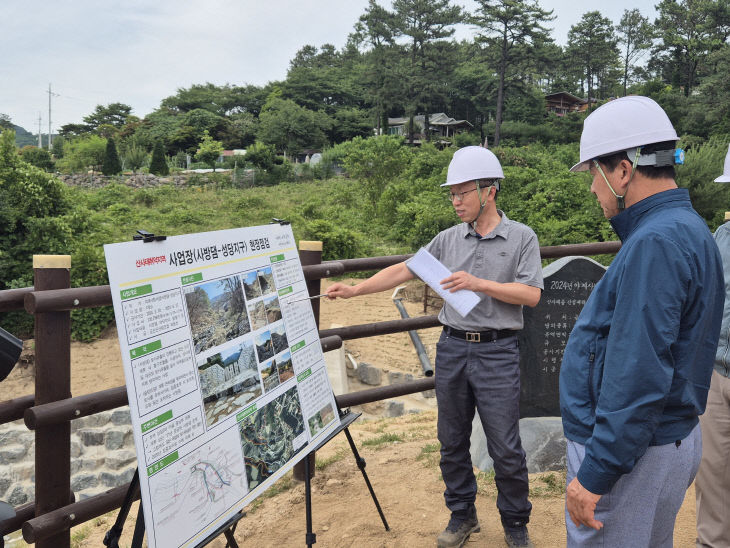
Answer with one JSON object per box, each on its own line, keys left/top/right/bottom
{"left": 559, "top": 188, "right": 724, "bottom": 495}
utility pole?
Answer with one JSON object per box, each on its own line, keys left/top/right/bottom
{"left": 47, "top": 83, "right": 58, "bottom": 150}
{"left": 38, "top": 112, "right": 42, "bottom": 148}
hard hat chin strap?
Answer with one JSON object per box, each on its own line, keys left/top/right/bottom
{"left": 593, "top": 149, "right": 641, "bottom": 212}
{"left": 469, "top": 182, "right": 490, "bottom": 229}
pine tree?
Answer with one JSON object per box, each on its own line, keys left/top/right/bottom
{"left": 101, "top": 137, "right": 122, "bottom": 175}
{"left": 149, "top": 141, "right": 169, "bottom": 175}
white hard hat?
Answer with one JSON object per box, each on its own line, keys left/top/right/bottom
{"left": 442, "top": 146, "right": 504, "bottom": 186}
{"left": 715, "top": 144, "right": 730, "bottom": 183}
{"left": 570, "top": 96, "right": 678, "bottom": 172}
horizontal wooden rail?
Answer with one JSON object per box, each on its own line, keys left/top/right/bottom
{"left": 21, "top": 375, "right": 437, "bottom": 543}
{"left": 0, "top": 394, "right": 34, "bottom": 425}
{"left": 0, "top": 492, "right": 74, "bottom": 538}
{"left": 25, "top": 387, "right": 127, "bottom": 430}
{"left": 23, "top": 336, "right": 343, "bottom": 428}
{"left": 335, "top": 377, "right": 435, "bottom": 408}
{"left": 25, "top": 285, "right": 112, "bottom": 314}
{"left": 2, "top": 241, "right": 622, "bottom": 314}
{"left": 539, "top": 240, "right": 620, "bottom": 258}
{"left": 0, "top": 501, "right": 34, "bottom": 537}
{"left": 0, "top": 286, "right": 34, "bottom": 312}
{"left": 23, "top": 484, "right": 133, "bottom": 544}
{"left": 320, "top": 315, "right": 441, "bottom": 341}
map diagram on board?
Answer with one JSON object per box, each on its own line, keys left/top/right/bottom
{"left": 149, "top": 440, "right": 247, "bottom": 547}
{"left": 239, "top": 385, "right": 305, "bottom": 490}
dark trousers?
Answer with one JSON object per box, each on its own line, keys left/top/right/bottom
{"left": 434, "top": 330, "right": 531, "bottom": 525}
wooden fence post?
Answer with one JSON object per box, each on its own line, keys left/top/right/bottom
{"left": 294, "top": 241, "right": 322, "bottom": 481}
{"left": 31, "top": 255, "right": 71, "bottom": 548}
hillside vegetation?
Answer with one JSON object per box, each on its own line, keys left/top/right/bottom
{"left": 1, "top": 132, "right": 729, "bottom": 341}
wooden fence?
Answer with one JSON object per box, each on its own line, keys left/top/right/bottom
{"left": 0, "top": 240, "right": 621, "bottom": 546}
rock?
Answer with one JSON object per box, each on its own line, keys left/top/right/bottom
{"left": 387, "top": 371, "right": 404, "bottom": 384}
{"left": 0, "top": 475, "right": 12, "bottom": 497}
{"left": 71, "top": 439, "right": 83, "bottom": 458}
{"left": 78, "top": 429, "right": 105, "bottom": 446}
{"left": 0, "top": 445, "right": 27, "bottom": 465}
{"left": 105, "top": 450, "right": 137, "bottom": 470}
{"left": 7, "top": 485, "right": 30, "bottom": 506}
{"left": 357, "top": 362, "right": 382, "bottom": 386}
{"left": 71, "top": 473, "right": 99, "bottom": 491}
{"left": 100, "top": 467, "right": 135, "bottom": 488}
{"left": 105, "top": 428, "right": 129, "bottom": 450}
{"left": 421, "top": 389, "right": 436, "bottom": 399}
{"left": 384, "top": 401, "right": 405, "bottom": 418}
{"left": 111, "top": 408, "right": 131, "bottom": 426}
{"left": 470, "top": 416, "right": 566, "bottom": 473}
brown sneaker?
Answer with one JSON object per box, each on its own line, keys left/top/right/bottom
{"left": 437, "top": 508, "right": 480, "bottom": 548}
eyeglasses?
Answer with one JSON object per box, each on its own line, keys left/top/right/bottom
{"left": 448, "top": 188, "right": 479, "bottom": 202}
{"left": 448, "top": 185, "right": 494, "bottom": 203}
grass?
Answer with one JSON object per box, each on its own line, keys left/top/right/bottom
{"left": 315, "top": 447, "right": 348, "bottom": 471}
{"left": 529, "top": 471, "right": 566, "bottom": 498}
{"left": 70, "top": 524, "right": 91, "bottom": 548}
{"left": 360, "top": 432, "right": 405, "bottom": 449}
{"left": 417, "top": 441, "right": 441, "bottom": 468}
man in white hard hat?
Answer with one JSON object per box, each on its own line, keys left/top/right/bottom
{"left": 327, "top": 146, "right": 543, "bottom": 548}
{"left": 559, "top": 96, "right": 724, "bottom": 547}
{"left": 695, "top": 144, "right": 730, "bottom": 548}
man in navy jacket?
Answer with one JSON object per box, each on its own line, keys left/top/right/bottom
{"left": 559, "top": 96, "right": 724, "bottom": 547}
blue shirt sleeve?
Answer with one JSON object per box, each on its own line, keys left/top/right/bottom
{"left": 577, "top": 234, "right": 690, "bottom": 494}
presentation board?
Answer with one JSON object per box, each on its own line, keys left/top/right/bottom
{"left": 104, "top": 224, "right": 340, "bottom": 548}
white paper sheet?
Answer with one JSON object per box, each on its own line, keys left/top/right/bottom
{"left": 406, "top": 248, "right": 481, "bottom": 317}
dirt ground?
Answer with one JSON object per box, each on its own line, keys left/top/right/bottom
{"left": 0, "top": 279, "right": 699, "bottom": 547}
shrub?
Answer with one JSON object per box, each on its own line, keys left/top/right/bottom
{"left": 302, "top": 219, "right": 370, "bottom": 261}
{"left": 102, "top": 137, "right": 122, "bottom": 175}
{"left": 149, "top": 141, "right": 169, "bottom": 175}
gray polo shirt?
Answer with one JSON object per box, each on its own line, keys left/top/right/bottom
{"left": 411, "top": 210, "right": 543, "bottom": 332}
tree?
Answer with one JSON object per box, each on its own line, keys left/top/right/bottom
{"left": 567, "top": 12, "right": 621, "bottom": 104}
{"left": 617, "top": 9, "right": 655, "bottom": 96}
{"left": 149, "top": 141, "right": 169, "bottom": 175}
{"left": 195, "top": 131, "right": 224, "bottom": 171}
{"left": 258, "top": 96, "right": 332, "bottom": 156}
{"left": 338, "top": 135, "right": 411, "bottom": 210}
{"left": 653, "top": 0, "right": 725, "bottom": 97}
{"left": 471, "top": 0, "right": 555, "bottom": 146}
{"left": 55, "top": 135, "right": 106, "bottom": 174}
{"left": 353, "top": 0, "right": 400, "bottom": 134}
{"left": 102, "top": 137, "right": 122, "bottom": 175}
{"left": 51, "top": 136, "right": 65, "bottom": 159}
{"left": 391, "top": 0, "right": 463, "bottom": 142}
{"left": 83, "top": 103, "right": 133, "bottom": 130}
{"left": 0, "top": 113, "right": 12, "bottom": 131}
{"left": 124, "top": 140, "right": 149, "bottom": 174}
{"left": 0, "top": 130, "right": 71, "bottom": 289}
{"left": 19, "top": 146, "right": 53, "bottom": 171}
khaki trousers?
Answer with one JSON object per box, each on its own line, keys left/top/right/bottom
{"left": 696, "top": 369, "right": 730, "bottom": 548}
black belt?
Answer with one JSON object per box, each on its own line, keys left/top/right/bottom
{"left": 443, "top": 325, "right": 518, "bottom": 343}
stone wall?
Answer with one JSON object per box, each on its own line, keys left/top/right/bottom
{"left": 57, "top": 173, "right": 191, "bottom": 189}
{"left": 0, "top": 408, "right": 137, "bottom": 508}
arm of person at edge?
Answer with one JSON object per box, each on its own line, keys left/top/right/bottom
{"left": 326, "top": 262, "right": 415, "bottom": 299}
{"left": 567, "top": 237, "right": 687, "bottom": 530}
{"left": 440, "top": 272, "right": 541, "bottom": 307}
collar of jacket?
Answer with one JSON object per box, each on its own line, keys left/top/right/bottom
{"left": 609, "top": 188, "right": 691, "bottom": 242}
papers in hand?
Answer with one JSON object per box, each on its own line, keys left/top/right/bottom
{"left": 406, "top": 248, "right": 480, "bottom": 317}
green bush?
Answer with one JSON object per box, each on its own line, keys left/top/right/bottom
{"left": 302, "top": 219, "right": 370, "bottom": 261}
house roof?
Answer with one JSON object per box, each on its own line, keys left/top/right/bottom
{"left": 544, "top": 91, "right": 586, "bottom": 104}
{"left": 388, "top": 112, "right": 473, "bottom": 128}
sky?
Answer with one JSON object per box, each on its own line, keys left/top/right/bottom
{"left": 2, "top": 0, "right": 660, "bottom": 134}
